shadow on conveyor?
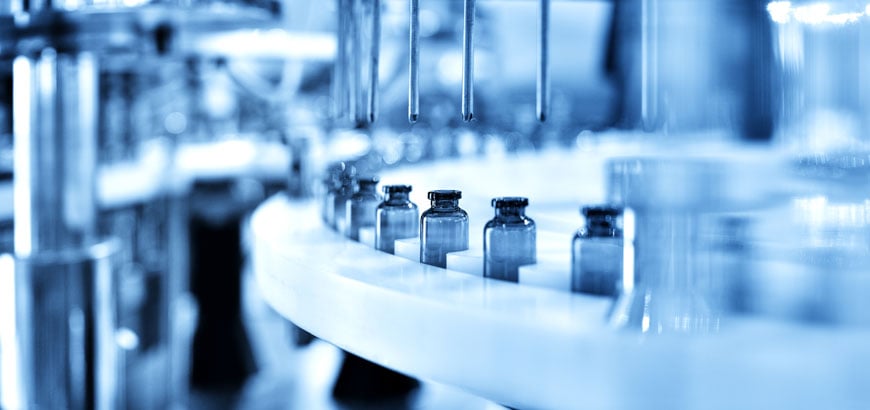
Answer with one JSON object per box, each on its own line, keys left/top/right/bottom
{"left": 187, "top": 181, "right": 421, "bottom": 409}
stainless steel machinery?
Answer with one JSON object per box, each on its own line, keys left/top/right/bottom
{"left": 4, "top": 0, "right": 870, "bottom": 409}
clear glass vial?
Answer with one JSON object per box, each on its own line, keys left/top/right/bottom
{"left": 420, "top": 190, "right": 469, "bottom": 268}
{"left": 322, "top": 162, "right": 355, "bottom": 230}
{"left": 321, "top": 163, "right": 342, "bottom": 225}
{"left": 347, "top": 176, "right": 382, "bottom": 240}
{"left": 483, "top": 197, "right": 536, "bottom": 283}
{"left": 375, "top": 185, "right": 419, "bottom": 254}
{"left": 332, "top": 165, "right": 356, "bottom": 234}
{"left": 572, "top": 206, "right": 623, "bottom": 296}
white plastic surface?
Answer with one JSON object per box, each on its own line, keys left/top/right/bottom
{"left": 253, "top": 148, "right": 870, "bottom": 409}
{"left": 394, "top": 237, "right": 420, "bottom": 262}
{"left": 358, "top": 227, "right": 376, "bottom": 249}
{"left": 253, "top": 195, "right": 870, "bottom": 410}
{"left": 519, "top": 258, "right": 571, "bottom": 292}
{"left": 445, "top": 249, "right": 483, "bottom": 276}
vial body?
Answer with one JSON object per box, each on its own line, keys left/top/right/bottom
{"left": 322, "top": 162, "right": 355, "bottom": 231}
{"left": 333, "top": 186, "right": 354, "bottom": 234}
{"left": 347, "top": 177, "right": 382, "bottom": 241}
{"left": 572, "top": 235, "right": 623, "bottom": 296}
{"left": 375, "top": 186, "right": 419, "bottom": 254}
{"left": 323, "top": 190, "right": 336, "bottom": 225}
{"left": 571, "top": 206, "right": 623, "bottom": 296}
{"left": 420, "top": 191, "right": 469, "bottom": 268}
{"left": 483, "top": 197, "right": 536, "bottom": 282}
{"left": 321, "top": 166, "right": 341, "bottom": 225}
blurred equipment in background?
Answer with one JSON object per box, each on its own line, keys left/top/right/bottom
{"left": 9, "top": 0, "right": 870, "bottom": 409}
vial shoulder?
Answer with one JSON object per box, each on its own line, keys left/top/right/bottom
{"left": 485, "top": 216, "right": 536, "bottom": 230}
{"left": 353, "top": 192, "right": 382, "bottom": 201}
{"left": 379, "top": 200, "right": 416, "bottom": 210}
{"left": 422, "top": 207, "right": 468, "bottom": 219}
{"left": 487, "top": 215, "right": 534, "bottom": 225}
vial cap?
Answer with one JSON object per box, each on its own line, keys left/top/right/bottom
{"left": 428, "top": 190, "right": 462, "bottom": 200}
{"left": 384, "top": 184, "right": 412, "bottom": 194}
{"left": 357, "top": 175, "right": 380, "bottom": 185}
{"left": 491, "top": 197, "right": 529, "bottom": 208}
{"left": 581, "top": 205, "right": 622, "bottom": 218}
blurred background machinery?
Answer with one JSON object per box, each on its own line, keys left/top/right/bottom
{"left": 1, "top": 0, "right": 869, "bottom": 409}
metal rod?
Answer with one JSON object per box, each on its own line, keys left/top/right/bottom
{"left": 408, "top": 0, "right": 420, "bottom": 123}
{"left": 368, "top": 0, "right": 381, "bottom": 123}
{"left": 537, "top": 0, "right": 550, "bottom": 122}
{"left": 641, "top": 0, "right": 659, "bottom": 131}
{"left": 14, "top": 49, "right": 118, "bottom": 410}
{"left": 461, "top": 0, "right": 475, "bottom": 122}
{"left": 351, "top": 0, "right": 364, "bottom": 124}
{"left": 333, "top": 0, "right": 349, "bottom": 120}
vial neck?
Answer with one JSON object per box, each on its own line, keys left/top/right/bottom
{"left": 586, "top": 217, "right": 619, "bottom": 237}
{"left": 386, "top": 192, "right": 410, "bottom": 203}
{"left": 431, "top": 199, "right": 460, "bottom": 209}
{"left": 358, "top": 182, "right": 377, "bottom": 194}
{"left": 495, "top": 206, "right": 525, "bottom": 218}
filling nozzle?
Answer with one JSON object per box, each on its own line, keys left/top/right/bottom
{"left": 461, "top": 0, "right": 475, "bottom": 122}
{"left": 537, "top": 0, "right": 550, "bottom": 122}
{"left": 408, "top": 0, "right": 420, "bottom": 124}
{"left": 368, "top": 0, "right": 381, "bottom": 124}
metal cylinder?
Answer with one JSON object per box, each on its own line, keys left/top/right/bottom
{"left": 11, "top": 39, "right": 117, "bottom": 410}
{"left": 13, "top": 49, "right": 99, "bottom": 256}
{"left": 13, "top": 240, "right": 121, "bottom": 409}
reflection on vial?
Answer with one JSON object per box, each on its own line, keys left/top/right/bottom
{"left": 347, "top": 176, "right": 382, "bottom": 241}
{"left": 420, "top": 190, "right": 468, "bottom": 268}
{"left": 571, "top": 206, "right": 623, "bottom": 296}
{"left": 375, "top": 185, "right": 419, "bottom": 254}
{"left": 483, "top": 197, "right": 536, "bottom": 283}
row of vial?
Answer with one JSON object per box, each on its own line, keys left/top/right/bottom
{"left": 323, "top": 169, "right": 623, "bottom": 293}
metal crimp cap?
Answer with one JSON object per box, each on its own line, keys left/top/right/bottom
{"left": 491, "top": 197, "right": 529, "bottom": 208}
{"left": 384, "top": 184, "right": 412, "bottom": 194}
{"left": 581, "top": 205, "right": 622, "bottom": 218}
{"left": 428, "top": 190, "right": 462, "bottom": 200}
{"left": 357, "top": 175, "right": 380, "bottom": 185}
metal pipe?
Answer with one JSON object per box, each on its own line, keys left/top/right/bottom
{"left": 368, "top": 0, "right": 381, "bottom": 123}
{"left": 14, "top": 50, "right": 98, "bottom": 256}
{"left": 461, "top": 0, "right": 475, "bottom": 122}
{"left": 13, "top": 49, "right": 119, "bottom": 410}
{"left": 537, "top": 0, "right": 550, "bottom": 122}
{"left": 641, "top": 0, "right": 659, "bottom": 131}
{"left": 333, "top": 0, "right": 350, "bottom": 120}
{"left": 351, "top": 0, "right": 364, "bottom": 124}
{"left": 408, "top": 0, "right": 419, "bottom": 124}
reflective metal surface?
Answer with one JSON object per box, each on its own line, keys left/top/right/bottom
{"left": 13, "top": 240, "right": 120, "bottom": 409}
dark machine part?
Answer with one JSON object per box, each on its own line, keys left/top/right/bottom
{"left": 332, "top": 353, "right": 420, "bottom": 403}
{"left": 188, "top": 177, "right": 285, "bottom": 390}
{"left": 188, "top": 179, "right": 259, "bottom": 390}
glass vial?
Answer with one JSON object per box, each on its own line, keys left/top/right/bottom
{"left": 572, "top": 206, "right": 623, "bottom": 296}
{"left": 322, "top": 162, "right": 355, "bottom": 230}
{"left": 346, "top": 176, "right": 382, "bottom": 240}
{"left": 483, "top": 197, "right": 536, "bottom": 283}
{"left": 332, "top": 165, "right": 356, "bottom": 234}
{"left": 321, "top": 164, "right": 340, "bottom": 225}
{"left": 420, "top": 190, "right": 469, "bottom": 268}
{"left": 375, "top": 185, "right": 419, "bottom": 254}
